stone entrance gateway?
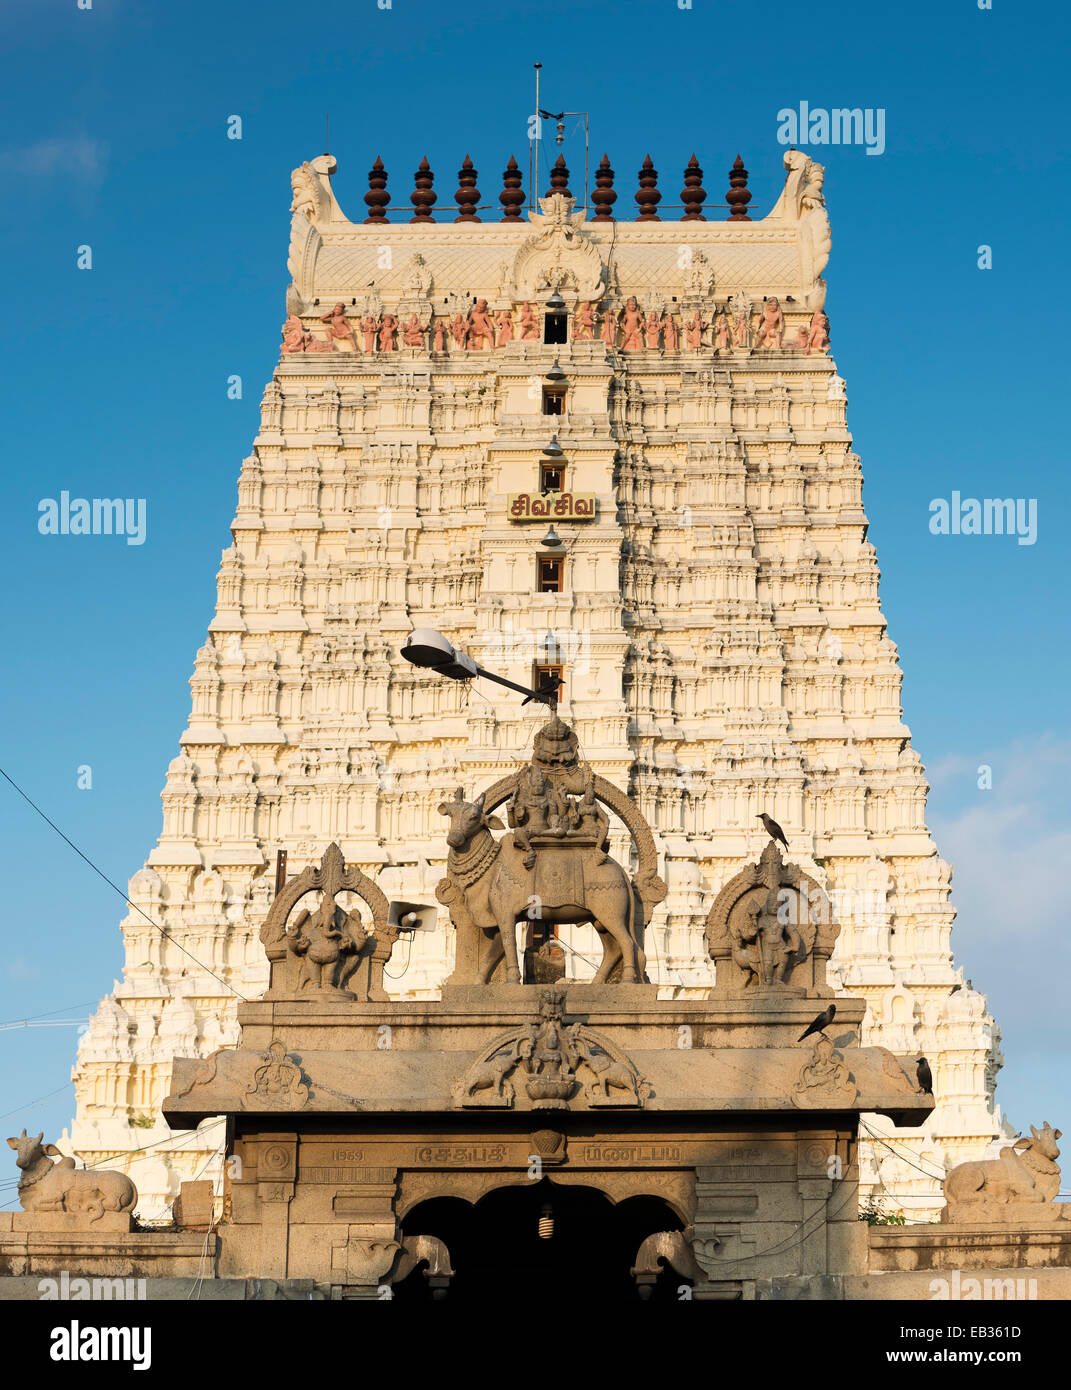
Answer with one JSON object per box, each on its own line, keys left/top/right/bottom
{"left": 158, "top": 717, "right": 932, "bottom": 1300}
{"left": 397, "top": 1182, "right": 687, "bottom": 1302}
{"left": 12, "top": 712, "right": 1066, "bottom": 1300}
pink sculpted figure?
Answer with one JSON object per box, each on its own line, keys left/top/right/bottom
{"left": 433, "top": 317, "right": 447, "bottom": 352}
{"left": 321, "top": 302, "right": 358, "bottom": 351}
{"left": 378, "top": 313, "right": 398, "bottom": 352}
{"left": 663, "top": 314, "right": 679, "bottom": 351}
{"left": 685, "top": 311, "right": 703, "bottom": 350}
{"left": 644, "top": 311, "right": 662, "bottom": 350}
{"left": 601, "top": 305, "right": 618, "bottom": 348}
{"left": 620, "top": 297, "right": 644, "bottom": 351}
{"left": 281, "top": 314, "right": 310, "bottom": 353}
{"left": 361, "top": 315, "right": 378, "bottom": 354}
{"left": 572, "top": 301, "right": 594, "bottom": 341}
{"left": 403, "top": 314, "right": 425, "bottom": 348}
{"left": 715, "top": 310, "right": 731, "bottom": 351}
{"left": 732, "top": 307, "right": 751, "bottom": 348}
{"left": 519, "top": 302, "right": 540, "bottom": 340}
{"left": 450, "top": 313, "right": 468, "bottom": 349}
{"left": 494, "top": 309, "right": 514, "bottom": 346}
{"left": 467, "top": 299, "right": 495, "bottom": 350}
{"left": 806, "top": 309, "right": 830, "bottom": 354}
{"left": 758, "top": 298, "right": 784, "bottom": 349}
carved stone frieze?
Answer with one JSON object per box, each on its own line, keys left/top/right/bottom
{"left": 453, "top": 987, "right": 649, "bottom": 1110}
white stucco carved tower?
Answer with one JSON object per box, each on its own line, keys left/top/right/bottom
{"left": 67, "top": 147, "right": 1006, "bottom": 1218}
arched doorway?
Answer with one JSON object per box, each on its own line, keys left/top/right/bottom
{"left": 395, "top": 1179, "right": 689, "bottom": 1302}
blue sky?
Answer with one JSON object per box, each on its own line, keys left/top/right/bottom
{"left": 1, "top": 0, "right": 1068, "bottom": 1157}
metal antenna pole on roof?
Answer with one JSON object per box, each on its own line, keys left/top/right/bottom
{"left": 532, "top": 62, "right": 542, "bottom": 210}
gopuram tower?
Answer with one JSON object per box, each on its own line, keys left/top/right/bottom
{"left": 67, "top": 146, "right": 1006, "bottom": 1218}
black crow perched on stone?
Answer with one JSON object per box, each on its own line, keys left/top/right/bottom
{"left": 757, "top": 812, "right": 789, "bottom": 850}
{"left": 916, "top": 1056, "right": 934, "bottom": 1095}
{"left": 522, "top": 674, "right": 564, "bottom": 706}
{"left": 797, "top": 1003, "right": 836, "bottom": 1042}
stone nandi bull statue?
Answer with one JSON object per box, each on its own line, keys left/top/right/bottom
{"left": 943, "top": 1122, "right": 1065, "bottom": 1223}
{"left": 6, "top": 1130, "right": 137, "bottom": 1224}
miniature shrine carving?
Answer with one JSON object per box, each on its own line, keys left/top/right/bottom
{"left": 705, "top": 841, "right": 836, "bottom": 993}
{"left": 259, "top": 842, "right": 399, "bottom": 1000}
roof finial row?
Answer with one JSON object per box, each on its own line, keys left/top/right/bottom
{"left": 361, "top": 152, "right": 752, "bottom": 223}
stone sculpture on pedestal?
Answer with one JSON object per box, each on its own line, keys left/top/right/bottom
{"left": 6, "top": 1130, "right": 137, "bottom": 1225}
{"left": 436, "top": 715, "right": 665, "bottom": 986}
{"left": 259, "top": 841, "right": 400, "bottom": 1001}
{"left": 943, "top": 1123, "right": 1070, "bottom": 1224}
{"left": 705, "top": 840, "right": 836, "bottom": 994}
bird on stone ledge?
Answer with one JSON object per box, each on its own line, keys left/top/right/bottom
{"left": 916, "top": 1056, "right": 934, "bottom": 1095}
{"left": 797, "top": 1003, "right": 836, "bottom": 1042}
{"left": 522, "top": 674, "right": 564, "bottom": 706}
{"left": 757, "top": 812, "right": 789, "bottom": 850}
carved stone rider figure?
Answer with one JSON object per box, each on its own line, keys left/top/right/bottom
{"left": 507, "top": 716, "right": 610, "bottom": 870}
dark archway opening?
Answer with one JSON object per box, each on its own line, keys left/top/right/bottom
{"left": 395, "top": 1179, "right": 689, "bottom": 1303}
{"left": 544, "top": 312, "right": 568, "bottom": 344}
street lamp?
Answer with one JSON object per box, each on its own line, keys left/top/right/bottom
{"left": 402, "top": 628, "right": 557, "bottom": 704}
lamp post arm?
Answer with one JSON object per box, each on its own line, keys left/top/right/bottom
{"left": 473, "top": 664, "right": 549, "bottom": 701}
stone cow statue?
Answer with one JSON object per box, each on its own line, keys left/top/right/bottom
{"left": 944, "top": 1122, "right": 1062, "bottom": 1218}
{"left": 437, "top": 789, "right": 646, "bottom": 986}
{"left": 7, "top": 1130, "right": 137, "bottom": 1223}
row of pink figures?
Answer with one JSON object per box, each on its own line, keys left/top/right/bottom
{"left": 282, "top": 298, "right": 830, "bottom": 356}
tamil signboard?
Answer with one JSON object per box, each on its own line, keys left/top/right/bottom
{"left": 507, "top": 493, "right": 597, "bottom": 522}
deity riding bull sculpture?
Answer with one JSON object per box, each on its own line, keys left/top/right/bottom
{"left": 435, "top": 715, "right": 666, "bottom": 987}
{"left": 6, "top": 1130, "right": 137, "bottom": 1223}
{"left": 437, "top": 789, "right": 646, "bottom": 985}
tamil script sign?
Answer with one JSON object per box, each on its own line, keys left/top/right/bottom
{"left": 508, "top": 493, "right": 597, "bottom": 521}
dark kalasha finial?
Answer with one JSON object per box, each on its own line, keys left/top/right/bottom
{"left": 363, "top": 155, "right": 390, "bottom": 224}
{"left": 409, "top": 156, "right": 436, "bottom": 223}
{"left": 726, "top": 154, "right": 752, "bottom": 222}
{"left": 680, "top": 153, "right": 706, "bottom": 221}
{"left": 546, "top": 152, "right": 571, "bottom": 198}
{"left": 500, "top": 154, "right": 525, "bottom": 222}
{"left": 454, "top": 155, "right": 481, "bottom": 223}
{"left": 635, "top": 154, "right": 661, "bottom": 221}
{"left": 591, "top": 153, "right": 616, "bottom": 221}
